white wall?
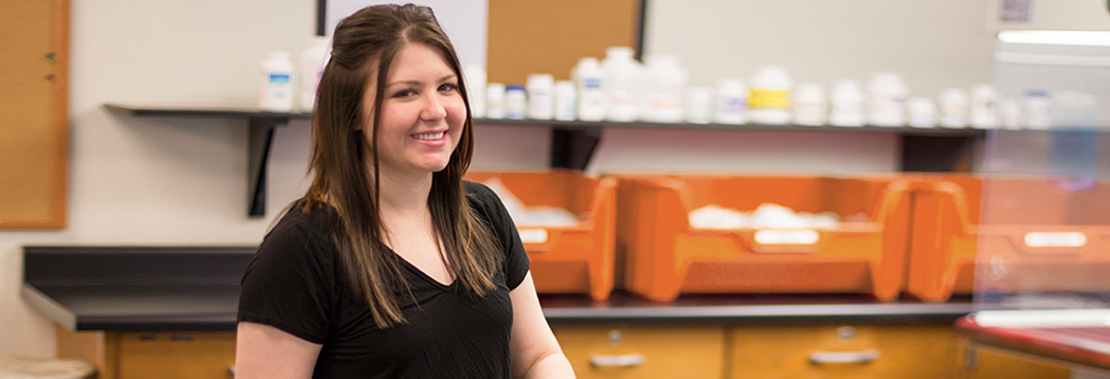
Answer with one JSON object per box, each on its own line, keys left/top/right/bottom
{"left": 643, "top": 0, "right": 997, "bottom": 97}
{"left": 2, "top": 0, "right": 1096, "bottom": 358}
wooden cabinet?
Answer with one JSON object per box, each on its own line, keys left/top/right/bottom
{"left": 57, "top": 327, "right": 235, "bottom": 379}
{"left": 552, "top": 324, "right": 727, "bottom": 379}
{"left": 727, "top": 323, "right": 961, "bottom": 379}
{"left": 114, "top": 332, "right": 236, "bottom": 379}
{"left": 60, "top": 322, "right": 1070, "bottom": 379}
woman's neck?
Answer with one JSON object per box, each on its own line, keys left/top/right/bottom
{"left": 375, "top": 171, "right": 433, "bottom": 216}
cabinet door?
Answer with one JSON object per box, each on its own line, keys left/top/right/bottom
{"left": 729, "top": 323, "right": 959, "bottom": 379}
{"left": 957, "top": 342, "right": 1071, "bottom": 379}
{"left": 114, "top": 332, "right": 236, "bottom": 379}
{"left": 552, "top": 324, "right": 726, "bottom": 379}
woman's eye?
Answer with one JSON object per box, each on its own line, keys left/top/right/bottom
{"left": 438, "top": 83, "right": 459, "bottom": 92}
{"left": 392, "top": 89, "right": 415, "bottom": 98}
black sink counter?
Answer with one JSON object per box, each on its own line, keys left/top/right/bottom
{"left": 22, "top": 246, "right": 973, "bottom": 332}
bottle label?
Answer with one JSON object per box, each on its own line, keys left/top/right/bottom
{"left": 268, "top": 73, "right": 291, "bottom": 84}
{"left": 583, "top": 77, "right": 602, "bottom": 90}
{"left": 750, "top": 89, "right": 789, "bottom": 110}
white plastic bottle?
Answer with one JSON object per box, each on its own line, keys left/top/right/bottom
{"left": 748, "top": 66, "right": 793, "bottom": 124}
{"left": 938, "top": 88, "right": 970, "bottom": 128}
{"left": 970, "top": 84, "right": 998, "bottom": 129}
{"left": 829, "top": 80, "right": 865, "bottom": 127}
{"left": 686, "top": 86, "right": 713, "bottom": 124}
{"left": 554, "top": 80, "right": 577, "bottom": 121}
{"left": 485, "top": 83, "right": 506, "bottom": 119}
{"left": 602, "top": 46, "right": 642, "bottom": 122}
{"left": 463, "top": 64, "right": 487, "bottom": 119}
{"left": 505, "top": 85, "right": 526, "bottom": 120}
{"left": 641, "top": 55, "right": 687, "bottom": 123}
{"left": 298, "top": 37, "right": 329, "bottom": 112}
{"left": 1024, "top": 90, "right": 1051, "bottom": 130}
{"left": 998, "top": 97, "right": 1022, "bottom": 130}
{"left": 714, "top": 78, "right": 748, "bottom": 124}
{"left": 792, "top": 83, "right": 828, "bottom": 126}
{"left": 526, "top": 74, "right": 555, "bottom": 120}
{"left": 260, "top": 51, "right": 295, "bottom": 112}
{"left": 572, "top": 57, "right": 605, "bottom": 121}
{"left": 867, "top": 73, "right": 908, "bottom": 127}
{"left": 907, "top": 97, "right": 938, "bottom": 128}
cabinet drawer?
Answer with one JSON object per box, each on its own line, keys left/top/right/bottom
{"left": 729, "top": 323, "right": 959, "bottom": 379}
{"left": 113, "top": 332, "right": 236, "bottom": 379}
{"left": 553, "top": 324, "right": 726, "bottom": 379}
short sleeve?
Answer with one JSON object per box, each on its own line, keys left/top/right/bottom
{"left": 465, "top": 181, "right": 531, "bottom": 290}
{"left": 238, "top": 207, "right": 336, "bottom": 344}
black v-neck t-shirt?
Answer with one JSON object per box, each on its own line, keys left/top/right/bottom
{"left": 238, "top": 181, "right": 530, "bottom": 378}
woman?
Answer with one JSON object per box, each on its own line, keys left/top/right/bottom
{"left": 235, "top": 4, "right": 575, "bottom": 378}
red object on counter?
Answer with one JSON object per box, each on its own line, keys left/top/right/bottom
{"left": 955, "top": 315, "right": 1110, "bottom": 370}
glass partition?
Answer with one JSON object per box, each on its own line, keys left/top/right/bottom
{"left": 974, "top": 31, "right": 1110, "bottom": 325}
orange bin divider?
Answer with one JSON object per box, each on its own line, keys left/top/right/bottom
{"left": 466, "top": 171, "right": 617, "bottom": 300}
{"left": 616, "top": 175, "right": 915, "bottom": 302}
{"left": 905, "top": 175, "right": 1110, "bottom": 302}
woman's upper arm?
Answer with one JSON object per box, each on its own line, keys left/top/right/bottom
{"left": 235, "top": 321, "right": 323, "bottom": 379}
{"left": 509, "top": 272, "right": 576, "bottom": 378}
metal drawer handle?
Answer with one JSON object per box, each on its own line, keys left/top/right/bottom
{"left": 808, "top": 349, "right": 880, "bottom": 364}
{"left": 590, "top": 354, "right": 646, "bottom": 367}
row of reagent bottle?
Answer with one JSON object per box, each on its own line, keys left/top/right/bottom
{"left": 259, "top": 37, "right": 331, "bottom": 113}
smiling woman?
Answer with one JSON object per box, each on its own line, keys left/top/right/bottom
{"left": 233, "top": 4, "right": 575, "bottom": 379}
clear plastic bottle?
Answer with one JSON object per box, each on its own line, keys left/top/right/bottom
{"left": 602, "top": 47, "right": 642, "bottom": 122}
{"left": 829, "top": 80, "right": 865, "bottom": 127}
{"left": 463, "top": 64, "right": 487, "bottom": 119}
{"left": 748, "top": 66, "right": 793, "bottom": 125}
{"left": 260, "top": 51, "right": 295, "bottom": 112}
{"left": 641, "top": 55, "right": 687, "bottom": 123}
{"left": 867, "top": 72, "right": 908, "bottom": 127}
{"left": 938, "top": 88, "right": 970, "bottom": 128}
{"left": 298, "top": 37, "right": 330, "bottom": 112}
{"left": 554, "top": 80, "right": 577, "bottom": 121}
{"left": 714, "top": 78, "right": 748, "bottom": 125}
{"left": 970, "top": 84, "right": 998, "bottom": 129}
{"left": 485, "top": 83, "right": 506, "bottom": 119}
{"left": 572, "top": 57, "right": 605, "bottom": 121}
{"left": 526, "top": 74, "right": 554, "bottom": 120}
{"left": 505, "top": 85, "right": 526, "bottom": 120}
{"left": 792, "top": 83, "right": 828, "bottom": 126}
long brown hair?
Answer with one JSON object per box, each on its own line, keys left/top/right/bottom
{"left": 301, "top": 4, "right": 500, "bottom": 328}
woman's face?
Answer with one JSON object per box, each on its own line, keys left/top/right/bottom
{"left": 362, "top": 42, "right": 465, "bottom": 179}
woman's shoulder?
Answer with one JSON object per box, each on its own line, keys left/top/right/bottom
{"left": 259, "top": 200, "right": 340, "bottom": 257}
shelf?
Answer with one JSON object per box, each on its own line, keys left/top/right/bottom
{"left": 103, "top": 102, "right": 989, "bottom": 216}
{"left": 475, "top": 117, "right": 989, "bottom": 136}
{"left": 105, "top": 103, "right": 310, "bottom": 218}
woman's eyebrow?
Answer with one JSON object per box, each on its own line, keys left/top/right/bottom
{"left": 387, "top": 74, "right": 457, "bottom": 88}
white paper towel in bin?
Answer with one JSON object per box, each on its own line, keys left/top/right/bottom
{"left": 483, "top": 177, "right": 581, "bottom": 227}
{"left": 0, "top": 356, "right": 95, "bottom": 379}
{"left": 689, "top": 203, "right": 842, "bottom": 229}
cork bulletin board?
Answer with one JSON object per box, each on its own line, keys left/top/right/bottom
{"left": 0, "top": 0, "right": 69, "bottom": 229}
{"left": 486, "top": 0, "right": 642, "bottom": 85}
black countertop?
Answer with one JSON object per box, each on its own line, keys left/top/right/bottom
{"left": 22, "top": 246, "right": 973, "bottom": 332}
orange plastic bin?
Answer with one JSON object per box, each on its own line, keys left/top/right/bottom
{"left": 466, "top": 171, "right": 617, "bottom": 300}
{"left": 905, "top": 176, "right": 1110, "bottom": 302}
{"left": 617, "top": 175, "right": 916, "bottom": 302}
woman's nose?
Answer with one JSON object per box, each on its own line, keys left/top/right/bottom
{"left": 420, "top": 93, "right": 448, "bottom": 121}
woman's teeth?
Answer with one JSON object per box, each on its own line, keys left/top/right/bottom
{"left": 413, "top": 131, "right": 445, "bottom": 140}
